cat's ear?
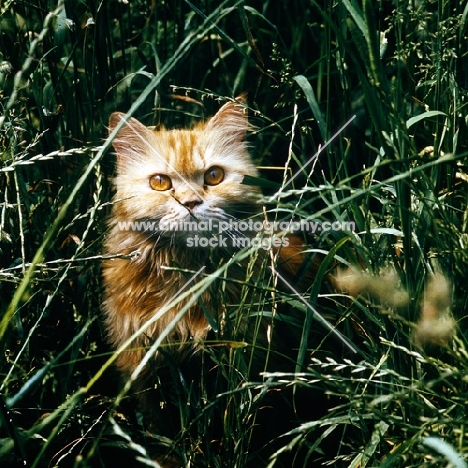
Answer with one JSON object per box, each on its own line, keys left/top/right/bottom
{"left": 108, "top": 112, "right": 152, "bottom": 159}
{"left": 205, "top": 96, "right": 252, "bottom": 140}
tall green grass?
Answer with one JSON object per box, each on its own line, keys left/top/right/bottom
{"left": 1, "top": 0, "right": 468, "bottom": 466}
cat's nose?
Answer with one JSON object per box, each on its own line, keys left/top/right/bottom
{"left": 183, "top": 199, "right": 203, "bottom": 210}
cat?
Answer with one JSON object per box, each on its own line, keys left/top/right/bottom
{"left": 102, "top": 97, "right": 333, "bottom": 467}
{"left": 102, "top": 97, "right": 267, "bottom": 367}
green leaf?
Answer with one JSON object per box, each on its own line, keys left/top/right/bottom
{"left": 367, "top": 227, "right": 405, "bottom": 236}
{"left": 422, "top": 437, "right": 468, "bottom": 468}
{"left": 406, "top": 111, "right": 447, "bottom": 129}
{"left": 341, "top": 0, "right": 366, "bottom": 39}
{"left": 293, "top": 74, "right": 327, "bottom": 141}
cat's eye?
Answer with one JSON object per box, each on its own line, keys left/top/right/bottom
{"left": 149, "top": 174, "right": 172, "bottom": 191}
{"left": 204, "top": 166, "right": 224, "bottom": 186}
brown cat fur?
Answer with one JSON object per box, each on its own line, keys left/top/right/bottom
{"left": 102, "top": 98, "right": 331, "bottom": 466}
{"left": 103, "top": 99, "right": 263, "bottom": 372}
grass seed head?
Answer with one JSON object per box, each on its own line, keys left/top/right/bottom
{"left": 335, "top": 268, "right": 409, "bottom": 308}
{"left": 414, "top": 273, "right": 454, "bottom": 348}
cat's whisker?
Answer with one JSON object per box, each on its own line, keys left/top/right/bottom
{"left": 132, "top": 236, "right": 159, "bottom": 252}
{"left": 147, "top": 231, "right": 164, "bottom": 244}
{"left": 225, "top": 232, "right": 242, "bottom": 243}
{"left": 224, "top": 228, "right": 251, "bottom": 242}
{"left": 217, "top": 213, "right": 239, "bottom": 222}
{"left": 169, "top": 232, "right": 177, "bottom": 249}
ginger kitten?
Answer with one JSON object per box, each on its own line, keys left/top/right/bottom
{"left": 102, "top": 99, "right": 263, "bottom": 374}
{"left": 102, "top": 98, "right": 328, "bottom": 466}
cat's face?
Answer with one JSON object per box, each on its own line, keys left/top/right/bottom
{"left": 108, "top": 99, "right": 260, "bottom": 239}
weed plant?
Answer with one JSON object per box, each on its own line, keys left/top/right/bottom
{"left": 1, "top": 0, "right": 468, "bottom": 467}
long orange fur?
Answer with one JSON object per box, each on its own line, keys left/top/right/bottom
{"left": 102, "top": 99, "right": 266, "bottom": 380}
